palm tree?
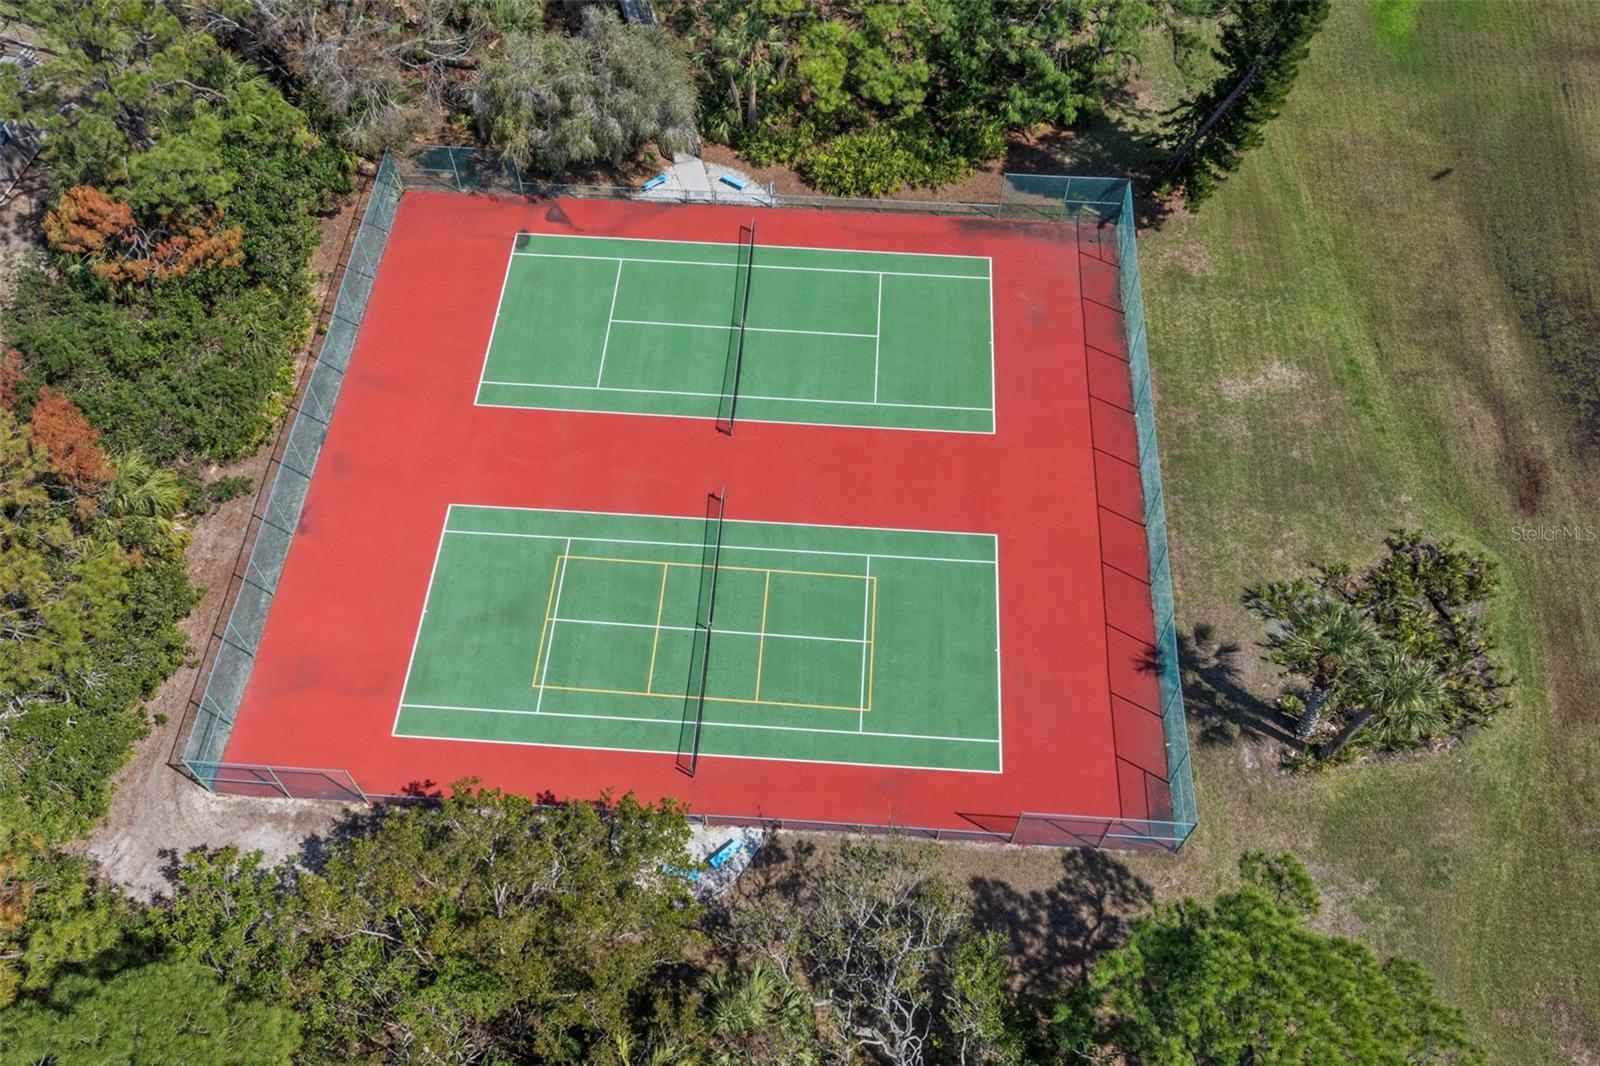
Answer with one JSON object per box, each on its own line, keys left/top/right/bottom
{"left": 706, "top": 0, "right": 791, "bottom": 133}
{"left": 1318, "top": 645, "right": 1450, "bottom": 759}
{"left": 1266, "top": 598, "right": 1378, "bottom": 741}
{"left": 705, "top": 958, "right": 817, "bottom": 1065}
{"left": 101, "top": 450, "right": 188, "bottom": 549}
{"left": 101, "top": 451, "right": 184, "bottom": 520}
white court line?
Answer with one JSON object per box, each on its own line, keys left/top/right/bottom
{"left": 390, "top": 724, "right": 1002, "bottom": 776}
{"left": 596, "top": 261, "right": 623, "bottom": 385}
{"left": 533, "top": 539, "right": 572, "bottom": 713}
{"left": 391, "top": 510, "right": 1005, "bottom": 758}
{"left": 401, "top": 700, "right": 999, "bottom": 746}
{"left": 551, "top": 616, "right": 867, "bottom": 645}
{"left": 517, "top": 230, "right": 993, "bottom": 265}
{"left": 858, "top": 555, "right": 873, "bottom": 731}
{"left": 992, "top": 533, "right": 1004, "bottom": 773}
{"left": 480, "top": 379, "right": 989, "bottom": 414}
{"left": 452, "top": 501, "right": 999, "bottom": 543}
{"left": 474, "top": 398, "right": 999, "bottom": 436}
{"left": 472, "top": 246, "right": 519, "bottom": 404}
{"left": 512, "top": 250, "right": 986, "bottom": 282}
{"left": 444, "top": 529, "right": 995, "bottom": 568}
{"left": 611, "top": 318, "right": 875, "bottom": 340}
{"left": 392, "top": 516, "right": 453, "bottom": 714}
{"left": 484, "top": 238, "right": 995, "bottom": 430}
{"left": 989, "top": 269, "right": 997, "bottom": 432}
{"left": 873, "top": 273, "right": 883, "bottom": 403}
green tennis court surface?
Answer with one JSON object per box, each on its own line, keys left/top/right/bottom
{"left": 475, "top": 234, "right": 995, "bottom": 433}
{"left": 394, "top": 506, "right": 1002, "bottom": 772}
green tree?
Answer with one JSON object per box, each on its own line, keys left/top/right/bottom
{"left": 1058, "top": 852, "right": 1483, "bottom": 1064}
{"left": 0, "top": 404, "right": 124, "bottom": 711}
{"left": 670, "top": 0, "right": 1211, "bottom": 196}
{"left": 0, "top": 848, "right": 141, "bottom": 1009}
{"left": 205, "top": 0, "right": 493, "bottom": 157}
{"left": 943, "top": 931, "right": 1027, "bottom": 1066}
{"left": 0, "top": 958, "right": 300, "bottom": 1065}
{"left": 706, "top": 0, "right": 800, "bottom": 137}
{"left": 1, "top": 0, "right": 348, "bottom": 465}
{"left": 1262, "top": 597, "right": 1379, "bottom": 739}
{"left": 722, "top": 837, "right": 1026, "bottom": 1065}
{"left": 1320, "top": 643, "right": 1450, "bottom": 758}
{"left": 101, "top": 451, "right": 186, "bottom": 522}
{"left": 0, "top": 400, "right": 197, "bottom": 841}
{"left": 162, "top": 786, "right": 696, "bottom": 1063}
{"left": 1248, "top": 532, "right": 1509, "bottom": 761}
{"left": 1162, "top": 0, "right": 1332, "bottom": 205}
{"left": 472, "top": 8, "right": 697, "bottom": 174}
{"left": 0, "top": 0, "right": 299, "bottom": 219}
{"left": 701, "top": 957, "right": 821, "bottom": 1064}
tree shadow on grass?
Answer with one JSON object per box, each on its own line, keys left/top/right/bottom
{"left": 968, "top": 849, "right": 1153, "bottom": 994}
{"left": 1179, "top": 623, "right": 1298, "bottom": 747}
{"left": 1004, "top": 91, "right": 1179, "bottom": 231}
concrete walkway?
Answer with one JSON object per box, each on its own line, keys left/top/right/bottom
{"left": 640, "top": 152, "right": 774, "bottom": 206}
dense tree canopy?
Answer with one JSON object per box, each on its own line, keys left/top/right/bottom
{"left": 472, "top": 7, "right": 698, "bottom": 174}
{"left": 1057, "top": 853, "right": 1484, "bottom": 1064}
{"left": 0, "top": 400, "right": 196, "bottom": 841}
{"left": 0, "top": 1, "right": 348, "bottom": 464}
{"left": 159, "top": 787, "right": 696, "bottom": 1063}
{"left": 0, "top": 959, "right": 301, "bottom": 1065}
{"left": 664, "top": 0, "right": 1210, "bottom": 195}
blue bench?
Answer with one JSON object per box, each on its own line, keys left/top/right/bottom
{"left": 706, "top": 839, "right": 742, "bottom": 870}
{"left": 641, "top": 173, "right": 668, "bottom": 191}
{"left": 660, "top": 863, "right": 701, "bottom": 883}
{"left": 718, "top": 173, "right": 750, "bottom": 191}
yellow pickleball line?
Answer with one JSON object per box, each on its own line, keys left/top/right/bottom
{"left": 754, "top": 569, "right": 772, "bottom": 700}
{"left": 529, "top": 554, "right": 564, "bottom": 687}
{"left": 644, "top": 562, "right": 670, "bottom": 694}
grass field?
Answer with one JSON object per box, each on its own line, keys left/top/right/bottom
{"left": 394, "top": 506, "right": 1002, "bottom": 772}
{"left": 477, "top": 233, "right": 995, "bottom": 432}
{"left": 1091, "top": 3, "right": 1600, "bottom": 1061}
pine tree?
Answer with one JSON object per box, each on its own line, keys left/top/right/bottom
{"left": 1162, "top": 0, "right": 1331, "bottom": 205}
{"left": 1057, "top": 853, "right": 1484, "bottom": 1064}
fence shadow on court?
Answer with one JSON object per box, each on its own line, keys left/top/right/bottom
{"left": 967, "top": 848, "right": 1153, "bottom": 994}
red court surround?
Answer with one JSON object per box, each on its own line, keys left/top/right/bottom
{"left": 220, "top": 191, "right": 1167, "bottom": 837}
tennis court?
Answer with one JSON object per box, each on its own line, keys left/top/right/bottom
{"left": 197, "top": 182, "right": 1192, "bottom": 849}
{"left": 393, "top": 504, "right": 1002, "bottom": 772}
{"left": 475, "top": 232, "right": 995, "bottom": 432}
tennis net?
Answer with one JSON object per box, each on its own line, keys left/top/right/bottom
{"left": 715, "top": 222, "right": 757, "bottom": 435}
{"left": 676, "top": 489, "right": 727, "bottom": 775}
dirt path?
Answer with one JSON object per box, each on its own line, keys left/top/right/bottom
{"left": 82, "top": 174, "right": 374, "bottom": 900}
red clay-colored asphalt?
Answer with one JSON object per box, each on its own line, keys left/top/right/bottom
{"left": 221, "top": 191, "right": 1167, "bottom": 836}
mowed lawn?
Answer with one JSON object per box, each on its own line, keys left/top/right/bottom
{"left": 1104, "top": 2, "right": 1600, "bottom": 1062}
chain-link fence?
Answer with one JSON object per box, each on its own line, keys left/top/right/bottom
{"left": 175, "top": 148, "right": 1194, "bottom": 849}
{"left": 174, "top": 155, "right": 401, "bottom": 802}
{"left": 1010, "top": 179, "right": 1195, "bottom": 852}
{"left": 392, "top": 144, "right": 1137, "bottom": 221}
